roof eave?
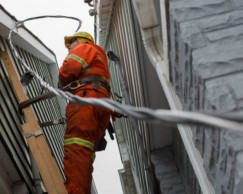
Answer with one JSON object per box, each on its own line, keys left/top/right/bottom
{"left": 0, "top": 5, "right": 57, "bottom": 64}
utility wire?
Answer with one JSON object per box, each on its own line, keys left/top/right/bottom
{"left": 7, "top": 15, "right": 243, "bottom": 132}
{"left": 16, "top": 15, "right": 82, "bottom": 32}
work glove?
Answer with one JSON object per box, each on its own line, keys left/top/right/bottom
{"left": 111, "top": 111, "right": 126, "bottom": 121}
{"left": 97, "top": 137, "right": 107, "bottom": 152}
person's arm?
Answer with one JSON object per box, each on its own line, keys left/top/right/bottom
{"left": 59, "top": 44, "right": 96, "bottom": 85}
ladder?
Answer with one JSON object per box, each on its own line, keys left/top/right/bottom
{"left": 1, "top": 51, "right": 67, "bottom": 194}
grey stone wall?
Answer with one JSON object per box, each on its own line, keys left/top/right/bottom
{"left": 168, "top": 0, "right": 243, "bottom": 193}
{"left": 151, "top": 146, "right": 187, "bottom": 194}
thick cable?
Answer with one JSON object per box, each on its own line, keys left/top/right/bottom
{"left": 7, "top": 16, "right": 243, "bottom": 132}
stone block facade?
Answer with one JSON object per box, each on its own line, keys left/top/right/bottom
{"left": 168, "top": 0, "right": 243, "bottom": 193}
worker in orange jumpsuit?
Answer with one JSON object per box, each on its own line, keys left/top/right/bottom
{"left": 59, "top": 31, "right": 111, "bottom": 194}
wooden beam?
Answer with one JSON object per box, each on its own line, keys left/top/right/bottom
{"left": 1, "top": 51, "right": 67, "bottom": 194}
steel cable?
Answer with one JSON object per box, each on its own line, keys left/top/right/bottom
{"left": 7, "top": 15, "right": 243, "bottom": 132}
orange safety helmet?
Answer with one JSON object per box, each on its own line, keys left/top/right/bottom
{"left": 64, "top": 31, "right": 94, "bottom": 48}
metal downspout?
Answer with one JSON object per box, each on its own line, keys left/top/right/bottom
{"left": 107, "top": 51, "right": 155, "bottom": 194}
{"left": 131, "top": 0, "right": 215, "bottom": 194}
{"left": 29, "top": 152, "right": 42, "bottom": 194}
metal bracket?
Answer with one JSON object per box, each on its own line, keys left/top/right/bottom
{"left": 19, "top": 92, "right": 56, "bottom": 113}
{"left": 38, "top": 118, "right": 66, "bottom": 128}
{"left": 25, "top": 130, "right": 43, "bottom": 138}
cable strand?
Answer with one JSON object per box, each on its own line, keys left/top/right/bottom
{"left": 7, "top": 15, "right": 243, "bottom": 133}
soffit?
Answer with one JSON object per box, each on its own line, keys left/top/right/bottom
{"left": 96, "top": 0, "right": 114, "bottom": 48}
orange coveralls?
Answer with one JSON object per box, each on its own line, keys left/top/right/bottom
{"left": 59, "top": 42, "right": 111, "bottom": 194}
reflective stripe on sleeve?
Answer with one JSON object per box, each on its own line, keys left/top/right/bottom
{"left": 64, "top": 137, "right": 94, "bottom": 151}
{"left": 66, "top": 54, "right": 89, "bottom": 70}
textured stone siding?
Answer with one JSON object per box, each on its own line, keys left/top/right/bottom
{"left": 168, "top": 0, "right": 243, "bottom": 193}
{"left": 151, "top": 145, "right": 186, "bottom": 194}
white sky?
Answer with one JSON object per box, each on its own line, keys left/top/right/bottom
{"left": 0, "top": 1, "right": 123, "bottom": 194}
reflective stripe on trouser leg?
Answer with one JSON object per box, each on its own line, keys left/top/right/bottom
{"left": 63, "top": 90, "right": 111, "bottom": 194}
{"left": 64, "top": 137, "right": 96, "bottom": 162}
{"left": 91, "top": 153, "right": 96, "bottom": 161}
{"left": 64, "top": 144, "right": 94, "bottom": 194}
{"left": 64, "top": 137, "right": 95, "bottom": 151}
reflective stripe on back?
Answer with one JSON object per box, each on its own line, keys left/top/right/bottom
{"left": 66, "top": 54, "right": 89, "bottom": 70}
{"left": 64, "top": 137, "right": 94, "bottom": 151}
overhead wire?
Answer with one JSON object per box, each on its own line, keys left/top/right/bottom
{"left": 16, "top": 15, "right": 82, "bottom": 32}
{"left": 7, "top": 15, "right": 243, "bottom": 132}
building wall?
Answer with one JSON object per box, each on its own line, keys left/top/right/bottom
{"left": 168, "top": 0, "right": 243, "bottom": 193}
{"left": 102, "top": 0, "right": 158, "bottom": 193}
{"left": 99, "top": 0, "right": 175, "bottom": 193}
{"left": 97, "top": 0, "right": 243, "bottom": 193}
{"left": 0, "top": 34, "right": 66, "bottom": 193}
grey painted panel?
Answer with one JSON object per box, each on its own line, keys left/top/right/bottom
{"left": 0, "top": 38, "right": 34, "bottom": 191}
{"left": 102, "top": 0, "right": 173, "bottom": 193}
{"left": 11, "top": 45, "right": 65, "bottom": 174}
